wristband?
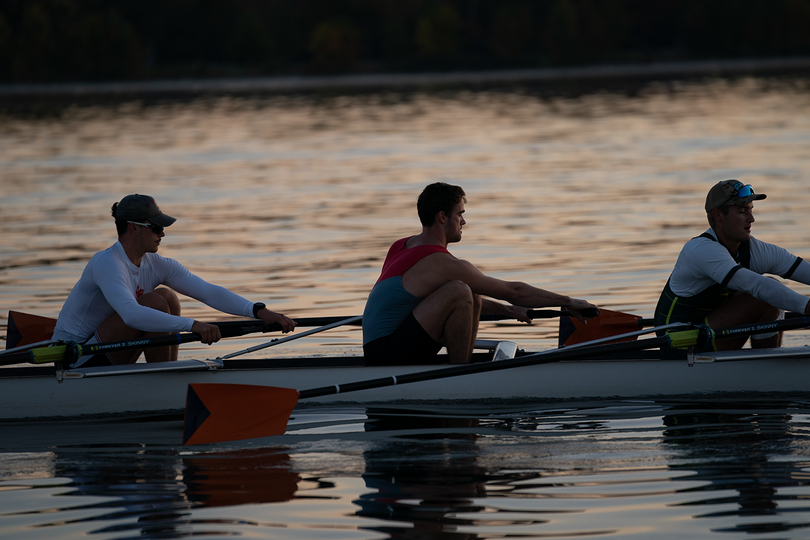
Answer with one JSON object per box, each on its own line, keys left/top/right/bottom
{"left": 252, "top": 302, "right": 266, "bottom": 318}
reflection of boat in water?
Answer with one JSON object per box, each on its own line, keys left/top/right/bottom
{"left": 43, "top": 444, "right": 303, "bottom": 538}
{"left": 356, "top": 412, "right": 487, "bottom": 540}
{"left": 8, "top": 400, "right": 810, "bottom": 539}
{"left": 662, "top": 402, "right": 810, "bottom": 534}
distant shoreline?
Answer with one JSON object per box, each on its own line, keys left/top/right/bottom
{"left": 2, "top": 57, "right": 810, "bottom": 98}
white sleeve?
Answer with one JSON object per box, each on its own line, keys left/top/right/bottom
{"left": 726, "top": 268, "right": 809, "bottom": 314}
{"left": 94, "top": 256, "right": 195, "bottom": 333}
{"left": 749, "top": 237, "right": 804, "bottom": 277}
{"left": 669, "top": 236, "right": 740, "bottom": 296}
{"left": 161, "top": 261, "right": 255, "bottom": 318}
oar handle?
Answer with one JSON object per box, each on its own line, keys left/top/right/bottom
{"left": 482, "top": 307, "right": 600, "bottom": 322}
{"left": 222, "top": 310, "right": 595, "bottom": 328}
{"left": 214, "top": 316, "right": 363, "bottom": 330}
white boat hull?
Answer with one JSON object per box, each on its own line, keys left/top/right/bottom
{"left": 3, "top": 346, "right": 810, "bottom": 420}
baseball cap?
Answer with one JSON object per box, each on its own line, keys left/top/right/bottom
{"left": 112, "top": 194, "right": 176, "bottom": 227}
{"left": 705, "top": 180, "right": 766, "bottom": 213}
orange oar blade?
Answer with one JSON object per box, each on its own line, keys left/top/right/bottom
{"left": 183, "top": 383, "right": 299, "bottom": 445}
{"left": 7, "top": 311, "right": 57, "bottom": 349}
{"left": 560, "top": 308, "right": 642, "bottom": 346}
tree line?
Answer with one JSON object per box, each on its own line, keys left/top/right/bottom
{"left": 1, "top": 0, "right": 809, "bottom": 83}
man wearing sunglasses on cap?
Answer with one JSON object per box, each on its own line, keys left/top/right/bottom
{"left": 52, "top": 194, "right": 296, "bottom": 368}
{"left": 654, "top": 179, "right": 810, "bottom": 356}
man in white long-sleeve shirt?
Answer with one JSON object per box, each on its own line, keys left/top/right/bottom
{"left": 654, "top": 179, "right": 810, "bottom": 356}
{"left": 53, "top": 194, "right": 296, "bottom": 368}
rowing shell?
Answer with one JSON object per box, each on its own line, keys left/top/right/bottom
{"left": 3, "top": 343, "right": 810, "bottom": 420}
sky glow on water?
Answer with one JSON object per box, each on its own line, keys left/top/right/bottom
{"left": 2, "top": 77, "right": 810, "bottom": 538}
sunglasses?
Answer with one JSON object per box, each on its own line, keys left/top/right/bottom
{"left": 129, "top": 221, "right": 164, "bottom": 235}
{"left": 718, "top": 183, "right": 755, "bottom": 209}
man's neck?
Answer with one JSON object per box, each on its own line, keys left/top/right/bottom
{"left": 118, "top": 238, "right": 145, "bottom": 267}
{"left": 712, "top": 227, "right": 741, "bottom": 258}
{"left": 410, "top": 227, "right": 447, "bottom": 248}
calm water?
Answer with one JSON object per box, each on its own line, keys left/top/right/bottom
{"left": 2, "top": 76, "right": 810, "bottom": 538}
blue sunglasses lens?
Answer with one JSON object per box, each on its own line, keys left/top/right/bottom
{"left": 736, "top": 184, "right": 754, "bottom": 197}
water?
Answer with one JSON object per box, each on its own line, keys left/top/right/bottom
{"left": 2, "top": 76, "right": 810, "bottom": 538}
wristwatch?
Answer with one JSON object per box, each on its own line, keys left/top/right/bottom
{"left": 252, "top": 302, "right": 266, "bottom": 318}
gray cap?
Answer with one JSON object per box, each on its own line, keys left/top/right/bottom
{"left": 112, "top": 194, "right": 176, "bottom": 227}
{"left": 705, "top": 180, "right": 766, "bottom": 213}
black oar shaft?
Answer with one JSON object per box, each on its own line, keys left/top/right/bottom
{"left": 5, "top": 310, "right": 589, "bottom": 366}
{"left": 214, "top": 317, "right": 362, "bottom": 330}
{"left": 298, "top": 335, "right": 672, "bottom": 400}
{"left": 714, "top": 314, "right": 810, "bottom": 340}
{"left": 298, "top": 315, "right": 810, "bottom": 401}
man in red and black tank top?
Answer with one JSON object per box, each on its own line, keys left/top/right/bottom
{"left": 362, "top": 183, "right": 599, "bottom": 365}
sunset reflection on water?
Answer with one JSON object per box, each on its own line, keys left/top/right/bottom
{"left": 2, "top": 78, "right": 810, "bottom": 358}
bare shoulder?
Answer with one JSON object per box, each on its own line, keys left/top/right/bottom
{"left": 429, "top": 253, "right": 487, "bottom": 282}
{"left": 406, "top": 250, "right": 473, "bottom": 279}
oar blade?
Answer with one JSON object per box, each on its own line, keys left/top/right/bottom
{"left": 559, "top": 308, "right": 643, "bottom": 346}
{"left": 183, "top": 383, "right": 299, "bottom": 445}
{"left": 7, "top": 311, "right": 56, "bottom": 349}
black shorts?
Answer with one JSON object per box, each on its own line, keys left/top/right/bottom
{"left": 364, "top": 312, "right": 443, "bottom": 366}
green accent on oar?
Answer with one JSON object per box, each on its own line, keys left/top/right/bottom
{"left": 667, "top": 328, "right": 703, "bottom": 349}
{"left": 1, "top": 323, "right": 270, "bottom": 367}
{"left": 560, "top": 309, "right": 807, "bottom": 349}
{"left": 19, "top": 334, "right": 186, "bottom": 365}
{"left": 664, "top": 315, "right": 810, "bottom": 351}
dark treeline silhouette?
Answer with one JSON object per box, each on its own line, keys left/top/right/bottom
{"left": 2, "top": 0, "right": 809, "bottom": 83}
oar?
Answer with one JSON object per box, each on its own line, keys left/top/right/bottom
{"left": 218, "top": 316, "right": 363, "bottom": 359}
{"left": 0, "top": 321, "right": 289, "bottom": 367}
{"left": 182, "top": 314, "right": 810, "bottom": 445}
{"left": 5, "top": 308, "right": 594, "bottom": 352}
{"left": 6, "top": 311, "right": 58, "bottom": 349}
{"left": 558, "top": 308, "right": 806, "bottom": 347}
{"left": 708, "top": 313, "right": 810, "bottom": 342}
{"left": 558, "top": 308, "right": 653, "bottom": 347}
{"left": 182, "top": 331, "right": 675, "bottom": 445}
{"left": 4, "top": 311, "right": 366, "bottom": 350}
{"left": 484, "top": 307, "right": 599, "bottom": 322}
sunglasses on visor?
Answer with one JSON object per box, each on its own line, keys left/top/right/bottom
{"left": 128, "top": 221, "right": 164, "bottom": 235}
{"left": 718, "top": 183, "right": 755, "bottom": 209}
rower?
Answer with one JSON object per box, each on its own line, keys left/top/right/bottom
{"left": 654, "top": 179, "right": 810, "bottom": 357}
{"left": 52, "top": 194, "right": 296, "bottom": 368}
{"left": 361, "top": 182, "right": 599, "bottom": 365}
